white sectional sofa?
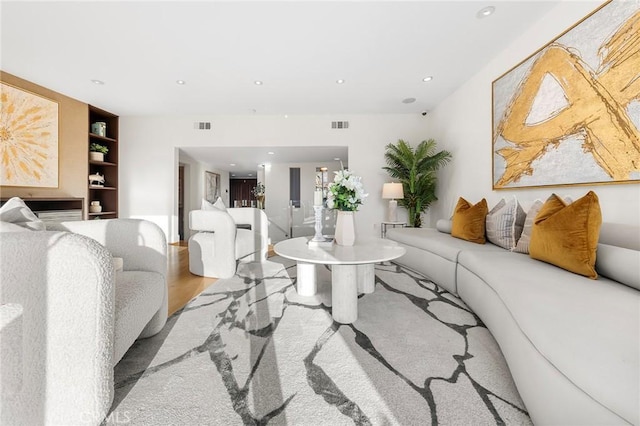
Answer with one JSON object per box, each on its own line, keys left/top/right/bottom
{"left": 387, "top": 221, "right": 640, "bottom": 425}
{"left": 0, "top": 218, "right": 167, "bottom": 425}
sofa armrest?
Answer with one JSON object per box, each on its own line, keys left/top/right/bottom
{"left": 48, "top": 219, "right": 167, "bottom": 278}
{"left": 0, "top": 231, "right": 115, "bottom": 425}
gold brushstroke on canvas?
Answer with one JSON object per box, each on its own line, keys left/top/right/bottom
{"left": 495, "top": 11, "right": 640, "bottom": 188}
{"left": 0, "top": 83, "right": 58, "bottom": 187}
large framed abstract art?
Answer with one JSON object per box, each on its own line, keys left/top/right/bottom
{"left": 492, "top": 1, "right": 639, "bottom": 189}
{"left": 0, "top": 82, "right": 59, "bottom": 188}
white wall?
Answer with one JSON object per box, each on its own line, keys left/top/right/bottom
{"left": 426, "top": 0, "right": 640, "bottom": 227}
{"left": 120, "top": 115, "right": 428, "bottom": 242}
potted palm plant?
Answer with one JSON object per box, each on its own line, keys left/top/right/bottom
{"left": 382, "top": 139, "right": 452, "bottom": 227}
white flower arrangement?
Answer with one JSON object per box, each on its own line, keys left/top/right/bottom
{"left": 326, "top": 169, "right": 368, "bottom": 211}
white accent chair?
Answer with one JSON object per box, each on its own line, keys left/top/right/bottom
{"left": 189, "top": 207, "right": 269, "bottom": 278}
{"left": 0, "top": 219, "right": 167, "bottom": 425}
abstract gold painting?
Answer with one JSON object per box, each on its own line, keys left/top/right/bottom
{"left": 0, "top": 82, "right": 59, "bottom": 188}
{"left": 492, "top": 1, "right": 640, "bottom": 189}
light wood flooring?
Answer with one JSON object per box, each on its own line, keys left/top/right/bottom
{"left": 167, "top": 243, "right": 216, "bottom": 316}
{"left": 167, "top": 242, "right": 277, "bottom": 316}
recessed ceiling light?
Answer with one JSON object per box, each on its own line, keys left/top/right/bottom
{"left": 254, "top": 80, "right": 263, "bottom": 85}
{"left": 477, "top": 6, "right": 495, "bottom": 18}
{"left": 422, "top": 76, "right": 433, "bottom": 82}
{"left": 230, "top": 163, "right": 236, "bottom": 166}
{"left": 91, "top": 79, "right": 104, "bottom": 85}
{"left": 336, "top": 79, "right": 345, "bottom": 84}
{"left": 267, "top": 151, "right": 275, "bottom": 155}
{"left": 402, "top": 97, "right": 417, "bottom": 104}
{"left": 284, "top": 114, "right": 288, "bottom": 118}
{"left": 334, "top": 157, "right": 340, "bottom": 161}
{"left": 248, "top": 173, "right": 253, "bottom": 176}
{"left": 176, "top": 80, "right": 186, "bottom": 85}
{"left": 231, "top": 174, "right": 236, "bottom": 177}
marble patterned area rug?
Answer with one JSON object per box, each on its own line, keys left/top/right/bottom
{"left": 108, "top": 257, "right": 531, "bottom": 425}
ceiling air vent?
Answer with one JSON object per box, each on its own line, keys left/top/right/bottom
{"left": 194, "top": 122, "right": 212, "bottom": 130}
{"left": 331, "top": 121, "right": 349, "bottom": 129}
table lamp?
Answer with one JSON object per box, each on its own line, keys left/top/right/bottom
{"left": 382, "top": 183, "right": 404, "bottom": 222}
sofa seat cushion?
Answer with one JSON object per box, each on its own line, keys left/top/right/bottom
{"left": 114, "top": 270, "right": 165, "bottom": 363}
{"left": 386, "top": 227, "right": 504, "bottom": 262}
{"left": 457, "top": 250, "right": 639, "bottom": 424}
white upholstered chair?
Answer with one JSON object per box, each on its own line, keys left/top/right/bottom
{"left": 188, "top": 207, "right": 269, "bottom": 278}
{"left": 0, "top": 217, "right": 167, "bottom": 425}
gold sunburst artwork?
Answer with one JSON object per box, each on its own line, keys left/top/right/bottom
{"left": 492, "top": 1, "right": 640, "bottom": 189}
{"left": 0, "top": 82, "right": 59, "bottom": 188}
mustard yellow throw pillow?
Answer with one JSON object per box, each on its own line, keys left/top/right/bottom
{"left": 529, "top": 191, "right": 602, "bottom": 279}
{"left": 451, "top": 198, "right": 488, "bottom": 244}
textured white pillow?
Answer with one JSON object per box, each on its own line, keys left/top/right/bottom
{"left": 201, "top": 197, "right": 226, "bottom": 211}
{"left": 486, "top": 196, "right": 526, "bottom": 250}
{"left": 0, "top": 197, "right": 45, "bottom": 231}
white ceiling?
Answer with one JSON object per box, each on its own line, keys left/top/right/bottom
{"left": 1, "top": 0, "right": 562, "bottom": 117}
{"left": 180, "top": 145, "right": 348, "bottom": 178}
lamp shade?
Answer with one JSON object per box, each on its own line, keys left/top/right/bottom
{"left": 382, "top": 183, "right": 404, "bottom": 199}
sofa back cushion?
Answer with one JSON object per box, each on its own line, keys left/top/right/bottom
{"left": 596, "top": 244, "right": 640, "bottom": 290}
{"left": 529, "top": 191, "right": 602, "bottom": 279}
{"left": 599, "top": 222, "right": 640, "bottom": 251}
{"left": 436, "top": 219, "right": 452, "bottom": 234}
{"left": 451, "top": 197, "right": 488, "bottom": 244}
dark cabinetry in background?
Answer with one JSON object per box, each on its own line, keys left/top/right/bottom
{"left": 230, "top": 178, "right": 257, "bottom": 207}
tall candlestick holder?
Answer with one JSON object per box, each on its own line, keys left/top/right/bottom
{"left": 309, "top": 205, "right": 333, "bottom": 247}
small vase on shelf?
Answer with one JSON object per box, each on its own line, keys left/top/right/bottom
{"left": 334, "top": 210, "right": 355, "bottom": 246}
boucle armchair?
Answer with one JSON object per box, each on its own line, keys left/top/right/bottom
{"left": 0, "top": 219, "right": 167, "bottom": 425}
{"left": 189, "top": 207, "right": 269, "bottom": 278}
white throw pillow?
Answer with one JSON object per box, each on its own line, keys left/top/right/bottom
{"left": 201, "top": 197, "right": 226, "bottom": 211}
{"left": 0, "top": 197, "right": 46, "bottom": 231}
{"left": 485, "top": 196, "right": 526, "bottom": 250}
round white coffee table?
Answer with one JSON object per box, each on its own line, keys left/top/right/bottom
{"left": 274, "top": 237, "right": 406, "bottom": 323}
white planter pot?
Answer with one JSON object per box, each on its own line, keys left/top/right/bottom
{"left": 335, "top": 211, "right": 355, "bottom": 246}
{"left": 90, "top": 152, "right": 104, "bottom": 162}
